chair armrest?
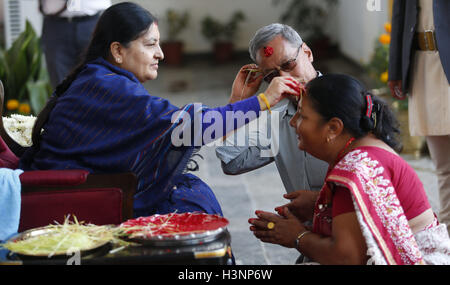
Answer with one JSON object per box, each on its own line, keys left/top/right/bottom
{"left": 20, "top": 170, "right": 90, "bottom": 187}
{"left": 21, "top": 172, "right": 137, "bottom": 221}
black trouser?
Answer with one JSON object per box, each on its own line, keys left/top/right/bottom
{"left": 41, "top": 14, "right": 100, "bottom": 89}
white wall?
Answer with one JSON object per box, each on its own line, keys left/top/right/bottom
{"left": 114, "top": 0, "right": 389, "bottom": 63}
{"left": 3, "top": 0, "right": 390, "bottom": 64}
{"left": 329, "top": 0, "right": 390, "bottom": 64}
{"left": 111, "top": 0, "right": 290, "bottom": 54}
{"left": 0, "top": 0, "right": 3, "bottom": 23}
{"left": 3, "top": 0, "right": 43, "bottom": 48}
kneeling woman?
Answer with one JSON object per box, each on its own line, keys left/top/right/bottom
{"left": 249, "top": 74, "right": 450, "bottom": 265}
{"left": 20, "top": 3, "right": 296, "bottom": 217}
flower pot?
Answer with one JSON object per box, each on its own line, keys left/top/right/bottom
{"left": 161, "top": 41, "right": 184, "bottom": 66}
{"left": 213, "top": 42, "right": 234, "bottom": 63}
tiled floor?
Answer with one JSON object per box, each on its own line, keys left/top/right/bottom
{"left": 143, "top": 55, "right": 440, "bottom": 265}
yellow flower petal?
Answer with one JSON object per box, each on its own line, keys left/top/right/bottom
{"left": 379, "top": 34, "right": 391, "bottom": 45}
{"left": 384, "top": 23, "right": 392, "bottom": 34}
{"left": 6, "top": 99, "right": 19, "bottom": 110}
{"left": 18, "top": 103, "right": 31, "bottom": 114}
{"left": 380, "top": 71, "right": 389, "bottom": 83}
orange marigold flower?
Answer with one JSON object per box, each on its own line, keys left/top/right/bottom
{"left": 384, "top": 23, "right": 392, "bottom": 34}
{"left": 18, "top": 103, "right": 31, "bottom": 114}
{"left": 380, "top": 71, "right": 389, "bottom": 83}
{"left": 6, "top": 99, "right": 19, "bottom": 110}
{"left": 379, "top": 34, "right": 391, "bottom": 45}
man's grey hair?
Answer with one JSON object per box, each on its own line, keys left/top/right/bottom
{"left": 249, "top": 23, "right": 303, "bottom": 63}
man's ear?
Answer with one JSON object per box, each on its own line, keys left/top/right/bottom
{"left": 327, "top": 117, "right": 344, "bottom": 141}
{"left": 110, "top": 42, "right": 124, "bottom": 64}
{"left": 302, "top": 43, "right": 314, "bottom": 63}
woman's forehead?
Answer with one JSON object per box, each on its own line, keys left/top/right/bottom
{"left": 140, "top": 23, "right": 160, "bottom": 41}
{"left": 297, "top": 94, "right": 312, "bottom": 111}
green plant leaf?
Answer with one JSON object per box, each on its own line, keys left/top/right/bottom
{"left": 166, "top": 9, "right": 190, "bottom": 41}
{"left": 11, "top": 48, "right": 30, "bottom": 101}
{"left": 275, "top": 0, "right": 338, "bottom": 42}
{"left": 27, "top": 80, "right": 50, "bottom": 114}
{"left": 201, "top": 11, "right": 246, "bottom": 43}
{"left": 0, "top": 20, "right": 51, "bottom": 113}
{"left": 6, "top": 33, "right": 27, "bottom": 65}
{"left": 0, "top": 49, "right": 7, "bottom": 82}
{"left": 201, "top": 16, "right": 222, "bottom": 42}
{"left": 28, "top": 38, "right": 42, "bottom": 81}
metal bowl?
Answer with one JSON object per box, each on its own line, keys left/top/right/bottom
{"left": 123, "top": 227, "right": 228, "bottom": 247}
{"left": 5, "top": 227, "right": 111, "bottom": 259}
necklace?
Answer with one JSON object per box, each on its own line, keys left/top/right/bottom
{"left": 328, "top": 137, "right": 356, "bottom": 172}
{"left": 317, "top": 137, "right": 356, "bottom": 215}
{"left": 335, "top": 137, "right": 355, "bottom": 165}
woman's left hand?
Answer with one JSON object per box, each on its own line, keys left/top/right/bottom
{"left": 248, "top": 207, "right": 306, "bottom": 248}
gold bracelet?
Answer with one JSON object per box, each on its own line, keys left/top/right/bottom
{"left": 295, "top": 230, "right": 311, "bottom": 250}
{"left": 258, "top": 93, "right": 271, "bottom": 114}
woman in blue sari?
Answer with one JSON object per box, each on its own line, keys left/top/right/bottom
{"left": 20, "top": 2, "right": 299, "bottom": 217}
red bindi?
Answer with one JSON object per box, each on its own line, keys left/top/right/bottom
{"left": 263, "top": 46, "right": 274, "bottom": 57}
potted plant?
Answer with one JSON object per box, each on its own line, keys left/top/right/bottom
{"left": 201, "top": 11, "right": 246, "bottom": 63}
{"left": 0, "top": 20, "right": 51, "bottom": 116}
{"left": 161, "top": 9, "right": 190, "bottom": 66}
{"left": 273, "top": 0, "right": 338, "bottom": 59}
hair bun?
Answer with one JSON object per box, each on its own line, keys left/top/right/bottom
{"left": 360, "top": 115, "right": 375, "bottom": 131}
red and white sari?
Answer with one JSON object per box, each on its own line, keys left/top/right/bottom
{"left": 313, "top": 147, "right": 450, "bottom": 265}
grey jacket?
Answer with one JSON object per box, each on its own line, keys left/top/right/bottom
{"left": 215, "top": 99, "right": 328, "bottom": 193}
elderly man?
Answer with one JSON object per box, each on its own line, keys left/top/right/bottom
{"left": 215, "top": 23, "right": 328, "bottom": 198}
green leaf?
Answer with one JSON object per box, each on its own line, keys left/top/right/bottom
{"left": 6, "top": 33, "right": 27, "bottom": 65}
{"left": 11, "top": 48, "right": 29, "bottom": 101}
{"left": 28, "top": 39, "right": 42, "bottom": 81}
{"left": 0, "top": 49, "right": 7, "bottom": 81}
{"left": 27, "top": 80, "right": 50, "bottom": 114}
{"left": 166, "top": 9, "right": 190, "bottom": 41}
{"left": 1, "top": 20, "right": 51, "bottom": 111}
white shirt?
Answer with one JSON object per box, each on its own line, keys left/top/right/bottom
{"left": 41, "top": 0, "right": 111, "bottom": 17}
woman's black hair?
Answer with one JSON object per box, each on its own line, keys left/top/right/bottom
{"left": 305, "top": 74, "right": 402, "bottom": 152}
{"left": 31, "top": 2, "right": 157, "bottom": 147}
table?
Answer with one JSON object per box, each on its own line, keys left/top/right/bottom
{"left": 0, "top": 230, "right": 232, "bottom": 265}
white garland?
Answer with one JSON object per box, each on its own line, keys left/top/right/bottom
{"left": 2, "top": 114, "right": 36, "bottom": 147}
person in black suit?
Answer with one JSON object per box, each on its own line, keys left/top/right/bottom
{"left": 388, "top": 0, "right": 450, "bottom": 233}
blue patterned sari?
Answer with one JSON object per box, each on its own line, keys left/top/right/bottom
{"left": 20, "top": 57, "right": 261, "bottom": 217}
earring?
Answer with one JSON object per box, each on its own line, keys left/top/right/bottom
{"left": 327, "top": 137, "right": 331, "bottom": 143}
{"left": 116, "top": 58, "right": 122, "bottom": 64}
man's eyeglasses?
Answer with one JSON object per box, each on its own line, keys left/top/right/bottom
{"left": 262, "top": 44, "right": 302, "bottom": 83}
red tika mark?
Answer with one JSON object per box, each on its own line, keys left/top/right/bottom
{"left": 263, "top": 46, "right": 274, "bottom": 57}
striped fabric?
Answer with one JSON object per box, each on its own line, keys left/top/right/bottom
{"left": 20, "top": 57, "right": 261, "bottom": 217}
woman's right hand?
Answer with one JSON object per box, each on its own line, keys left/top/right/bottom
{"left": 275, "top": 190, "right": 319, "bottom": 222}
{"left": 259, "top": 76, "right": 302, "bottom": 110}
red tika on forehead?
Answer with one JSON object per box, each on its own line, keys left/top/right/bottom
{"left": 263, "top": 46, "right": 274, "bottom": 57}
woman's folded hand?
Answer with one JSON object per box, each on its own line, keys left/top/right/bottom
{"left": 248, "top": 208, "right": 306, "bottom": 248}
{"left": 275, "top": 190, "right": 319, "bottom": 222}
